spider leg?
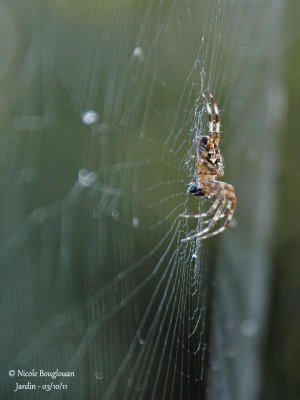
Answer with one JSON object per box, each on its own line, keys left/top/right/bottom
{"left": 209, "top": 93, "right": 221, "bottom": 145}
{"left": 202, "top": 200, "right": 231, "bottom": 223}
{"left": 179, "top": 197, "right": 220, "bottom": 219}
{"left": 200, "top": 195, "right": 226, "bottom": 231}
{"left": 191, "top": 223, "right": 228, "bottom": 241}
{"left": 195, "top": 189, "right": 236, "bottom": 240}
{"left": 202, "top": 93, "right": 214, "bottom": 144}
{"left": 181, "top": 195, "right": 226, "bottom": 242}
{"left": 181, "top": 182, "right": 237, "bottom": 242}
{"left": 194, "top": 206, "right": 235, "bottom": 240}
{"left": 181, "top": 199, "right": 230, "bottom": 226}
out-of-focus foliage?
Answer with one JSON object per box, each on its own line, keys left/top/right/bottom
{"left": 261, "top": 2, "right": 300, "bottom": 399}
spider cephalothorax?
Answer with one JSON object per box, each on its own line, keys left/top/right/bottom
{"left": 180, "top": 93, "right": 237, "bottom": 241}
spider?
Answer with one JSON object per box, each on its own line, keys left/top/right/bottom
{"left": 180, "top": 92, "right": 237, "bottom": 242}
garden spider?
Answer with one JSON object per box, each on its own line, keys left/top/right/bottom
{"left": 180, "top": 93, "right": 237, "bottom": 242}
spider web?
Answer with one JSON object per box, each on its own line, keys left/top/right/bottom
{"left": 0, "top": 0, "right": 280, "bottom": 399}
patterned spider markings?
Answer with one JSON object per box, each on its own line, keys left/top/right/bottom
{"left": 180, "top": 93, "right": 237, "bottom": 241}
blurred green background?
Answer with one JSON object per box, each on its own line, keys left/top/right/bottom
{"left": 0, "top": 0, "right": 299, "bottom": 399}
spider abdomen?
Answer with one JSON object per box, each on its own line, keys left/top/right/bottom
{"left": 207, "top": 148, "right": 223, "bottom": 167}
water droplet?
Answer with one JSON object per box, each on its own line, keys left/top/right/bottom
{"left": 132, "top": 217, "right": 140, "bottom": 227}
{"left": 81, "top": 110, "right": 99, "bottom": 125}
{"left": 95, "top": 371, "right": 103, "bottom": 380}
{"left": 78, "top": 169, "right": 97, "bottom": 187}
{"left": 112, "top": 209, "right": 120, "bottom": 220}
{"left": 132, "top": 47, "right": 144, "bottom": 61}
{"left": 240, "top": 319, "right": 258, "bottom": 337}
{"left": 117, "top": 272, "right": 125, "bottom": 279}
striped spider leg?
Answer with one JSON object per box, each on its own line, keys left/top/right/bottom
{"left": 180, "top": 93, "right": 237, "bottom": 241}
